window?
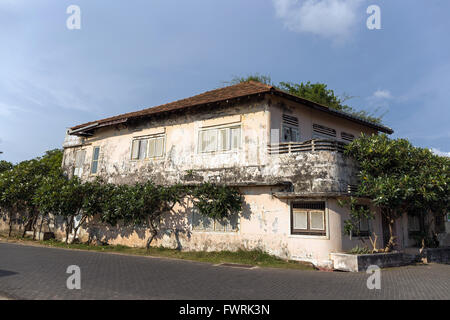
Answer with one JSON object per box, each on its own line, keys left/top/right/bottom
{"left": 353, "top": 205, "right": 370, "bottom": 237}
{"left": 131, "top": 139, "right": 147, "bottom": 160}
{"left": 192, "top": 209, "right": 238, "bottom": 232}
{"left": 148, "top": 136, "right": 165, "bottom": 158}
{"left": 408, "top": 214, "right": 422, "bottom": 233}
{"left": 291, "top": 202, "right": 326, "bottom": 236}
{"left": 282, "top": 114, "right": 300, "bottom": 142}
{"left": 73, "top": 150, "right": 86, "bottom": 177}
{"left": 91, "top": 147, "right": 100, "bottom": 174}
{"left": 358, "top": 217, "right": 370, "bottom": 237}
{"left": 198, "top": 125, "right": 241, "bottom": 153}
{"left": 131, "top": 135, "right": 165, "bottom": 160}
{"left": 312, "top": 124, "right": 337, "bottom": 140}
{"left": 341, "top": 132, "right": 355, "bottom": 142}
{"left": 434, "top": 213, "right": 446, "bottom": 234}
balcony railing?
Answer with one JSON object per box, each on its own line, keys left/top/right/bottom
{"left": 268, "top": 139, "right": 347, "bottom": 155}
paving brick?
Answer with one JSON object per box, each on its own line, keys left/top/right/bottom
{"left": 0, "top": 243, "right": 449, "bottom": 300}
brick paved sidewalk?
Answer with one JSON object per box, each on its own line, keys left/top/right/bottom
{"left": 0, "top": 242, "right": 449, "bottom": 300}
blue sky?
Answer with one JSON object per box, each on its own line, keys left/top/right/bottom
{"left": 0, "top": 0, "right": 449, "bottom": 163}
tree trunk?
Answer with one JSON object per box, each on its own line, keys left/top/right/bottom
{"left": 65, "top": 217, "right": 74, "bottom": 244}
{"left": 71, "top": 215, "right": 86, "bottom": 244}
{"left": 384, "top": 219, "right": 396, "bottom": 252}
{"left": 32, "top": 213, "right": 39, "bottom": 240}
{"left": 146, "top": 229, "right": 158, "bottom": 250}
{"left": 8, "top": 212, "right": 13, "bottom": 237}
{"left": 146, "top": 218, "right": 159, "bottom": 250}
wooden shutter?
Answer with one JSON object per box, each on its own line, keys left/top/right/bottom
{"left": 230, "top": 127, "right": 240, "bottom": 150}
{"left": 138, "top": 139, "right": 147, "bottom": 159}
{"left": 131, "top": 140, "right": 140, "bottom": 160}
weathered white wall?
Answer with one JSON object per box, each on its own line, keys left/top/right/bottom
{"left": 57, "top": 95, "right": 390, "bottom": 266}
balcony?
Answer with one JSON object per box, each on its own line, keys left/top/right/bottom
{"left": 267, "top": 139, "right": 347, "bottom": 155}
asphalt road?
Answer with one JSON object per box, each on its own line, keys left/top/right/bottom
{"left": 0, "top": 242, "right": 449, "bottom": 300}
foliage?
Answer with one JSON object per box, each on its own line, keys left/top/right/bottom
{"left": 348, "top": 245, "right": 372, "bottom": 255}
{"left": 344, "top": 134, "right": 450, "bottom": 250}
{"left": 338, "top": 198, "right": 373, "bottom": 237}
{"left": 278, "top": 81, "right": 382, "bottom": 124}
{"left": 228, "top": 73, "right": 273, "bottom": 85}
{"left": 228, "top": 74, "right": 383, "bottom": 124}
{"left": 0, "top": 149, "right": 63, "bottom": 237}
{"left": 191, "top": 183, "right": 243, "bottom": 220}
{"left": 410, "top": 232, "right": 439, "bottom": 249}
{"left": 0, "top": 160, "right": 13, "bottom": 173}
{"left": 100, "top": 182, "right": 243, "bottom": 248}
{"left": 34, "top": 173, "right": 84, "bottom": 243}
{"left": 0, "top": 150, "right": 243, "bottom": 247}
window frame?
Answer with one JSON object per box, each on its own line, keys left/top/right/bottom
{"left": 282, "top": 125, "right": 300, "bottom": 143}
{"left": 407, "top": 213, "right": 424, "bottom": 235}
{"left": 130, "top": 134, "right": 166, "bottom": 161}
{"left": 312, "top": 124, "right": 337, "bottom": 140}
{"left": 73, "top": 149, "right": 86, "bottom": 178}
{"left": 352, "top": 205, "right": 371, "bottom": 237}
{"left": 191, "top": 209, "right": 239, "bottom": 233}
{"left": 341, "top": 131, "right": 355, "bottom": 142}
{"left": 90, "top": 146, "right": 100, "bottom": 175}
{"left": 281, "top": 114, "right": 300, "bottom": 143}
{"left": 197, "top": 124, "right": 242, "bottom": 154}
{"left": 290, "top": 202, "right": 327, "bottom": 236}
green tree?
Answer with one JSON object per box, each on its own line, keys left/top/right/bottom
{"left": 34, "top": 175, "right": 108, "bottom": 243}
{"left": 0, "top": 149, "right": 63, "bottom": 238}
{"left": 100, "top": 182, "right": 186, "bottom": 249}
{"left": 191, "top": 183, "right": 242, "bottom": 220}
{"left": 0, "top": 160, "right": 13, "bottom": 173}
{"left": 100, "top": 182, "right": 243, "bottom": 249}
{"left": 344, "top": 134, "right": 450, "bottom": 251}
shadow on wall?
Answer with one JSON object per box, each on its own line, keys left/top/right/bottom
{"left": 0, "top": 193, "right": 253, "bottom": 251}
{"left": 82, "top": 196, "right": 252, "bottom": 250}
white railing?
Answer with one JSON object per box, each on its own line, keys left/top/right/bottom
{"left": 268, "top": 139, "right": 347, "bottom": 155}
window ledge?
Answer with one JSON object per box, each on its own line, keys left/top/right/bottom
{"left": 288, "top": 234, "right": 329, "bottom": 240}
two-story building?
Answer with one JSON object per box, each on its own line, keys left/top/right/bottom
{"left": 62, "top": 81, "right": 439, "bottom": 267}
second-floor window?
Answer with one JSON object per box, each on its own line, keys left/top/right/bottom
{"left": 198, "top": 125, "right": 241, "bottom": 154}
{"left": 131, "top": 135, "right": 165, "bottom": 160}
{"left": 91, "top": 146, "right": 100, "bottom": 174}
{"left": 312, "top": 124, "right": 337, "bottom": 140}
{"left": 282, "top": 114, "right": 300, "bottom": 142}
{"left": 73, "top": 149, "right": 86, "bottom": 177}
{"left": 341, "top": 132, "right": 355, "bottom": 142}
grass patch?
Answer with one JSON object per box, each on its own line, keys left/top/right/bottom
{"left": 0, "top": 234, "right": 314, "bottom": 271}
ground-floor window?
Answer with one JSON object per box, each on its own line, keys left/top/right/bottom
{"left": 291, "top": 202, "right": 326, "bottom": 236}
{"left": 408, "top": 214, "right": 423, "bottom": 234}
{"left": 192, "top": 209, "right": 238, "bottom": 232}
{"left": 353, "top": 205, "right": 371, "bottom": 237}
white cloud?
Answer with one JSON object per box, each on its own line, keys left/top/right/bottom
{"left": 372, "top": 89, "right": 393, "bottom": 100}
{"left": 431, "top": 148, "right": 450, "bottom": 158}
{"left": 272, "top": 0, "right": 363, "bottom": 41}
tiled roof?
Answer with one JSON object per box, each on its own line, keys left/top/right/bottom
{"left": 70, "top": 81, "right": 393, "bottom": 134}
{"left": 70, "top": 81, "right": 273, "bottom": 131}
